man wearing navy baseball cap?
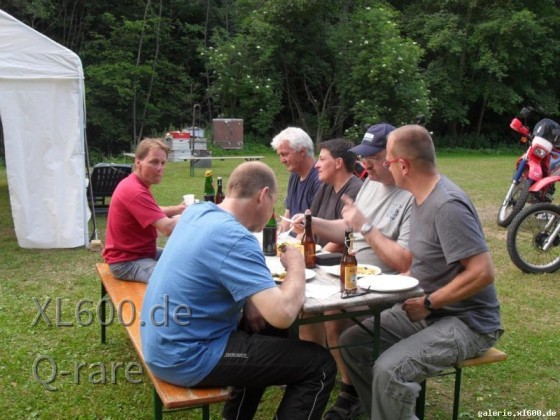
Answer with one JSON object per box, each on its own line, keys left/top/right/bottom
{"left": 350, "top": 123, "right": 396, "bottom": 157}
{"left": 289, "top": 122, "right": 415, "bottom": 419}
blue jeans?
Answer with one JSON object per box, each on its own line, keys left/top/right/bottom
{"left": 340, "top": 304, "right": 500, "bottom": 419}
{"left": 196, "top": 327, "right": 337, "bottom": 420}
{"left": 109, "top": 248, "right": 163, "bottom": 283}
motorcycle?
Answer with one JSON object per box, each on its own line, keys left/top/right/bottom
{"left": 496, "top": 108, "right": 560, "bottom": 227}
{"left": 506, "top": 202, "right": 560, "bottom": 273}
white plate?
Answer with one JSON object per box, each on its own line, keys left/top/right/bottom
{"left": 272, "top": 269, "right": 316, "bottom": 283}
{"left": 323, "top": 264, "right": 381, "bottom": 278}
{"left": 357, "top": 274, "right": 419, "bottom": 292}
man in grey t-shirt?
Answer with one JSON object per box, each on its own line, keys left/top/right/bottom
{"left": 340, "top": 125, "right": 502, "bottom": 419}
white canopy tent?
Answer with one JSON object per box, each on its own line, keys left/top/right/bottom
{"left": 0, "top": 10, "right": 89, "bottom": 248}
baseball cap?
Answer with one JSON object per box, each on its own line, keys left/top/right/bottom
{"left": 349, "top": 123, "right": 396, "bottom": 157}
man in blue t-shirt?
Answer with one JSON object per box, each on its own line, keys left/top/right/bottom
{"left": 340, "top": 125, "right": 502, "bottom": 419}
{"left": 271, "top": 126, "right": 321, "bottom": 233}
{"left": 140, "top": 161, "right": 336, "bottom": 419}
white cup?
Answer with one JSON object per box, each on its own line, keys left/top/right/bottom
{"left": 183, "top": 194, "right": 195, "bottom": 205}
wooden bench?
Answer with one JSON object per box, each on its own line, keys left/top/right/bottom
{"left": 96, "top": 263, "right": 230, "bottom": 419}
{"left": 416, "top": 347, "right": 507, "bottom": 420}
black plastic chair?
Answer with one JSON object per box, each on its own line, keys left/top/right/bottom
{"left": 87, "top": 163, "right": 132, "bottom": 214}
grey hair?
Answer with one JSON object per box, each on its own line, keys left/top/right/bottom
{"left": 270, "top": 127, "right": 315, "bottom": 157}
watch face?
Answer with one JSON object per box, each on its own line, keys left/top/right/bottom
{"left": 424, "top": 296, "right": 432, "bottom": 310}
{"left": 361, "top": 223, "right": 372, "bottom": 235}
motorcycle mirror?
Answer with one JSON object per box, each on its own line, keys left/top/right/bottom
{"left": 519, "top": 107, "right": 532, "bottom": 119}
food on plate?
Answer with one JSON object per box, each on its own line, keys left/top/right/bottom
{"left": 277, "top": 241, "right": 303, "bottom": 256}
{"left": 271, "top": 271, "right": 287, "bottom": 281}
{"left": 357, "top": 265, "right": 381, "bottom": 276}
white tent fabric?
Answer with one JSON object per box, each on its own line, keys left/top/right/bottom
{"left": 0, "top": 10, "right": 89, "bottom": 248}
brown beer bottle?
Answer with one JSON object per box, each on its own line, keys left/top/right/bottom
{"left": 340, "top": 229, "right": 358, "bottom": 293}
{"left": 215, "top": 176, "right": 225, "bottom": 204}
{"left": 301, "top": 211, "right": 316, "bottom": 268}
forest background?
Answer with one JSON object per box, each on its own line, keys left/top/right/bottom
{"left": 1, "top": 0, "right": 560, "bottom": 157}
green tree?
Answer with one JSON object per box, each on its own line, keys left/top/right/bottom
{"left": 395, "top": 0, "right": 560, "bottom": 139}
{"left": 203, "top": 0, "right": 429, "bottom": 145}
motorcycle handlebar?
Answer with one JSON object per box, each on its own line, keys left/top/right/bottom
{"left": 510, "top": 117, "right": 531, "bottom": 136}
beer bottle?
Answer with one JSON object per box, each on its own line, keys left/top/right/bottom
{"left": 215, "top": 176, "right": 225, "bottom": 204}
{"left": 203, "top": 170, "right": 215, "bottom": 202}
{"left": 301, "top": 211, "right": 316, "bottom": 268}
{"left": 262, "top": 209, "right": 277, "bottom": 256}
{"left": 340, "top": 229, "right": 358, "bottom": 294}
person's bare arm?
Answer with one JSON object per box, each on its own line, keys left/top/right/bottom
{"left": 248, "top": 246, "right": 306, "bottom": 329}
{"left": 278, "top": 209, "right": 291, "bottom": 234}
{"left": 341, "top": 195, "right": 412, "bottom": 273}
{"left": 160, "top": 203, "right": 186, "bottom": 217}
{"left": 291, "top": 213, "right": 347, "bottom": 243}
{"left": 403, "top": 252, "right": 495, "bottom": 322}
{"left": 152, "top": 214, "right": 181, "bottom": 236}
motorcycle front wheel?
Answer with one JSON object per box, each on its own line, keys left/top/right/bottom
{"left": 496, "top": 179, "right": 529, "bottom": 227}
{"left": 506, "top": 203, "right": 560, "bottom": 273}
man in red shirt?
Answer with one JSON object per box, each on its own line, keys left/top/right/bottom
{"left": 103, "top": 138, "right": 186, "bottom": 282}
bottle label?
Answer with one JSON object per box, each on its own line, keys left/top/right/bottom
{"left": 344, "top": 266, "right": 358, "bottom": 292}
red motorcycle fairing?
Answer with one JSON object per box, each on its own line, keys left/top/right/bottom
{"left": 528, "top": 175, "right": 560, "bottom": 192}
{"left": 527, "top": 159, "right": 544, "bottom": 180}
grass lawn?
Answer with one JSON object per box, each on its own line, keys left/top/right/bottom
{"left": 0, "top": 150, "right": 559, "bottom": 419}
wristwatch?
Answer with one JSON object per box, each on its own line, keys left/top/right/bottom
{"left": 360, "top": 223, "right": 373, "bottom": 235}
{"left": 424, "top": 294, "right": 433, "bottom": 312}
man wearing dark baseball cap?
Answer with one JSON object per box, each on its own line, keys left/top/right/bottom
{"left": 350, "top": 123, "right": 396, "bottom": 157}
{"left": 289, "top": 122, "right": 414, "bottom": 419}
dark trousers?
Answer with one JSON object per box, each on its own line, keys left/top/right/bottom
{"left": 196, "top": 327, "right": 336, "bottom": 420}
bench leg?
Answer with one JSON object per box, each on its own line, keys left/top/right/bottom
{"left": 453, "top": 368, "right": 462, "bottom": 420}
{"left": 202, "top": 405, "right": 210, "bottom": 420}
{"left": 153, "top": 388, "right": 163, "bottom": 420}
{"left": 100, "top": 283, "right": 107, "bottom": 344}
{"left": 416, "top": 380, "right": 426, "bottom": 419}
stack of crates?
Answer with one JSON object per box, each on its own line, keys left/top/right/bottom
{"left": 164, "top": 131, "right": 211, "bottom": 167}
{"left": 165, "top": 131, "right": 191, "bottom": 162}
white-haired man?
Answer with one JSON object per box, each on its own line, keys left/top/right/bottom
{"left": 271, "top": 127, "right": 322, "bottom": 232}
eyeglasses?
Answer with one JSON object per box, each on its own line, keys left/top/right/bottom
{"left": 382, "top": 157, "right": 409, "bottom": 169}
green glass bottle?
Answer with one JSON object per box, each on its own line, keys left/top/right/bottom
{"left": 263, "top": 209, "right": 277, "bottom": 256}
{"left": 203, "top": 170, "right": 215, "bottom": 202}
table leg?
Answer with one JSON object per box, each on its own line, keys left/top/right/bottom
{"left": 189, "top": 160, "right": 195, "bottom": 177}
{"left": 372, "top": 310, "right": 381, "bottom": 360}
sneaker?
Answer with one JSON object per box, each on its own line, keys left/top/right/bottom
{"left": 323, "top": 392, "right": 365, "bottom": 420}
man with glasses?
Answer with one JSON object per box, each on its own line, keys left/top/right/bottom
{"left": 340, "top": 125, "right": 501, "bottom": 419}
{"left": 293, "top": 123, "right": 413, "bottom": 273}
{"left": 291, "top": 123, "right": 413, "bottom": 420}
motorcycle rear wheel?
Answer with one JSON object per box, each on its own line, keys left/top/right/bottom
{"left": 506, "top": 203, "right": 560, "bottom": 273}
{"left": 496, "top": 179, "right": 529, "bottom": 227}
